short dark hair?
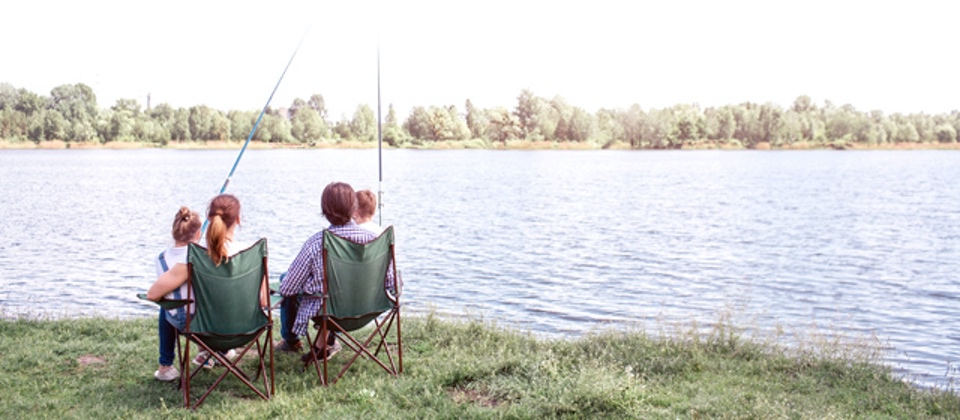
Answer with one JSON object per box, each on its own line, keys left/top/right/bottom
{"left": 321, "top": 182, "right": 356, "bottom": 226}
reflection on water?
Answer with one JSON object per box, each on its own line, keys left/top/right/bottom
{"left": 1, "top": 149, "right": 958, "bottom": 389}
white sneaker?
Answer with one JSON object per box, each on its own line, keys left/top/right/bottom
{"left": 326, "top": 340, "right": 342, "bottom": 360}
{"left": 154, "top": 367, "right": 180, "bottom": 382}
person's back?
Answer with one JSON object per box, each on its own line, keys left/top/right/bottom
{"left": 276, "top": 182, "right": 395, "bottom": 358}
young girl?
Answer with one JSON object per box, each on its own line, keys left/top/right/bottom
{"left": 147, "top": 194, "right": 247, "bottom": 380}
{"left": 148, "top": 206, "right": 202, "bottom": 381}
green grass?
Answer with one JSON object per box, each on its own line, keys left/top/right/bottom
{"left": 0, "top": 313, "right": 957, "bottom": 419}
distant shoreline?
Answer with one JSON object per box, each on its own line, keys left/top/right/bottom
{"left": 1, "top": 139, "right": 958, "bottom": 151}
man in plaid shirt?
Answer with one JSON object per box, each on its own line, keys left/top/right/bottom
{"left": 275, "top": 182, "right": 395, "bottom": 355}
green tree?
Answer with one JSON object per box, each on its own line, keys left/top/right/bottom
{"left": 934, "top": 123, "right": 957, "bottom": 143}
{"left": 106, "top": 110, "right": 135, "bottom": 142}
{"left": 258, "top": 113, "right": 293, "bottom": 143}
{"left": 104, "top": 98, "right": 143, "bottom": 142}
{"left": 912, "top": 114, "right": 936, "bottom": 143}
{"left": 892, "top": 117, "right": 920, "bottom": 143}
{"left": 704, "top": 106, "right": 736, "bottom": 142}
{"left": 15, "top": 89, "right": 45, "bottom": 116}
{"left": 780, "top": 111, "right": 804, "bottom": 144}
{"left": 732, "top": 103, "right": 762, "bottom": 147}
{"left": 432, "top": 105, "right": 469, "bottom": 141}
{"left": 188, "top": 105, "right": 214, "bottom": 141}
{"left": 148, "top": 103, "right": 175, "bottom": 124}
{"left": 642, "top": 108, "right": 676, "bottom": 149}
{"left": 951, "top": 111, "right": 960, "bottom": 140}
{"left": 0, "top": 83, "right": 18, "bottom": 111}
{"left": 135, "top": 119, "right": 170, "bottom": 144}
{"left": 670, "top": 104, "right": 705, "bottom": 146}
{"left": 170, "top": 108, "right": 192, "bottom": 141}
{"left": 546, "top": 96, "right": 574, "bottom": 142}
{"left": 402, "top": 106, "right": 431, "bottom": 140}
{"left": 514, "top": 89, "right": 543, "bottom": 140}
{"left": 209, "top": 110, "right": 230, "bottom": 141}
{"left": 349, "top": 104, "right": 377, "bottom": 142}
{"left": 382, "top": 104, "right": 406, "bottom": 146}
{"left": 50, "top": 83, "right": 99, "bottom": 140}
{"left": 227, "top": 110, "right": 255, "bottom": 140}
{"left": 566, "top": 107, "right": 595, "bottom": 142}
{"left": 464, "top": 99, "right": 486, "bottom": 140}
{"left": 0, "top": 108, "right": 29, "bottom": 140}
{"left": 616, "top": 105, "right": 644, "bottom": 147}
{"left": 113, "top": 98, "right": 142, "bottom": 114}
{"left": 757, "top": 103, "right": 784, "bottom": 146}
{"left": 288, "top": 98, "right": 308, "bottom": 119}
{"left": 308, "top": 94, "right": 328, "bottom": 121}
{"left": 792, "top": 95, "right": 815, "bottom": 113}
{"left": 824, "top": 103, "right": 859, "bottom": 144}
{"left": 594, "top": 108, "right": 624, "bottom": 147}
{"left": 291, "top": 107, "right": 327, "bottom": 142}
{"left": 26, "top": 110, "right": 44, "bottom": 142}
{"left": 42, "top": 109, "right": 68, "bottom": 140}
{"left": 484, "top": 107, "right": 519, "bottom": 144}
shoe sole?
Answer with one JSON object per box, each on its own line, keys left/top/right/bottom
{"left": 191, "top": 357, "right": 216, "bottom": 369}
{"left": 191, "top": 350, "right": 236, "bottom": 369}
{"left": 154, "top": 371, "right": 179, "bottom": 381}
{"left": 301, "top": 344, "right": 342, "bottom": 363}
{"left": 274, "top": 341, "right": 303, "bottom": 353}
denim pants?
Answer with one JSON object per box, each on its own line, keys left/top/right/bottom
{"left": 279, "top": 294, "right": 302, "bottom": 343}
{"left": 157, "top": 309, "right": 184, "bottom": 366}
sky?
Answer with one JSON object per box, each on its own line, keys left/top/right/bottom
{"left": 3, "top": 0, "right": 958, "bottom": 120}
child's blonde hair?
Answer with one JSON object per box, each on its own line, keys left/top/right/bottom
{"left": 171, "top": 206, "right": 201, "bottom": 244}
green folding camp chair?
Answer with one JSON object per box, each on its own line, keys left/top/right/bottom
{"left": 305, "top": 226, "right": 402, "bottom": 386}
{"left": 179, "top": 238, "right": 275, "bottom": 409}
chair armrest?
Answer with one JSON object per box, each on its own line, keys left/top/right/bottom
{"left": 393, "top": 271, "right": 403, "bottom": 298}
{"left": 267, "top": 281, "right": 325, "bottom": 309}
{"left": 268, "top": 281, "right": 283, "bottom": 308}
{"left": 137, "top": 293, "right": 191, "bottom": 311}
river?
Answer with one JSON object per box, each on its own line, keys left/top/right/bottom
{"left": 1, "top": 148, "right": 958, "bottom": 389}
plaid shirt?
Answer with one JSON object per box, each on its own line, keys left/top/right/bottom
{"left": 280, "top": 221, "right": 394, "bottom": 336}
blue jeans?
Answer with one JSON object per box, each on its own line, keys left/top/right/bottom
{"left": 157, "top": 309, "right": 184, "bottom": 366}
{"left": 280, "top": 294, "right": 302, "bottom": 344}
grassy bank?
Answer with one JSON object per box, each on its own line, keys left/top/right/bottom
{"left": 0, "top": 315, "right": 957, "bottom": 418}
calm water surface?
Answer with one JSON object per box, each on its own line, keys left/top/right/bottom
{"left": 1, "top": 149, "right": 958, "bottom": 389}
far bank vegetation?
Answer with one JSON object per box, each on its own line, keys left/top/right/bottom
{"left": 1, "top": 82, "right": 958, "bottom": 150}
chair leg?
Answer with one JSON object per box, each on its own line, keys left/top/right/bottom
{"left": 183, "top": 335, "right": 191, "bottom": 408}
{"left": 269, "top": 325, "right": 275, "bottom": 397}
{"left": 305, "top": 321, "right": 334, "bottom": 386}
{"left": 180, "top": 330, "right": 274, "bottom": 410}
{"left": 397, "top": 309, "right": 403, "bottom": 374}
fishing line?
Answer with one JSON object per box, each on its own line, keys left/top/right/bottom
{"left": 202, "top": 26, "right": 311, "bottom": 233}
{"left": 377, "top": 41, "right": 384, "bottom": 226}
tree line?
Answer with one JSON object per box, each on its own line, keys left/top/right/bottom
{"left": 1, "top": 82, "right": 958, "bottom": 148}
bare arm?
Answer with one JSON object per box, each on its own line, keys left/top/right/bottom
{"left": 146, "top": 263, "right": 189, "bottom": 301}
{"left": 260, "top": 280, "right": 269, "bottom": 307}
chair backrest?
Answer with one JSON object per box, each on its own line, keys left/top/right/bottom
{"left": 187, "top": 238, "right": 269, "bottom": 350}
{"left": 323, "top": 227, "right": 394, "bottom": 331}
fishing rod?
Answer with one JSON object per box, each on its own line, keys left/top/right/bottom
{"left": 202, "top": 28, "right": 310, "bottom": 233}
{"left": 376, "top": 42, "right": 384, "bottom": 226}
